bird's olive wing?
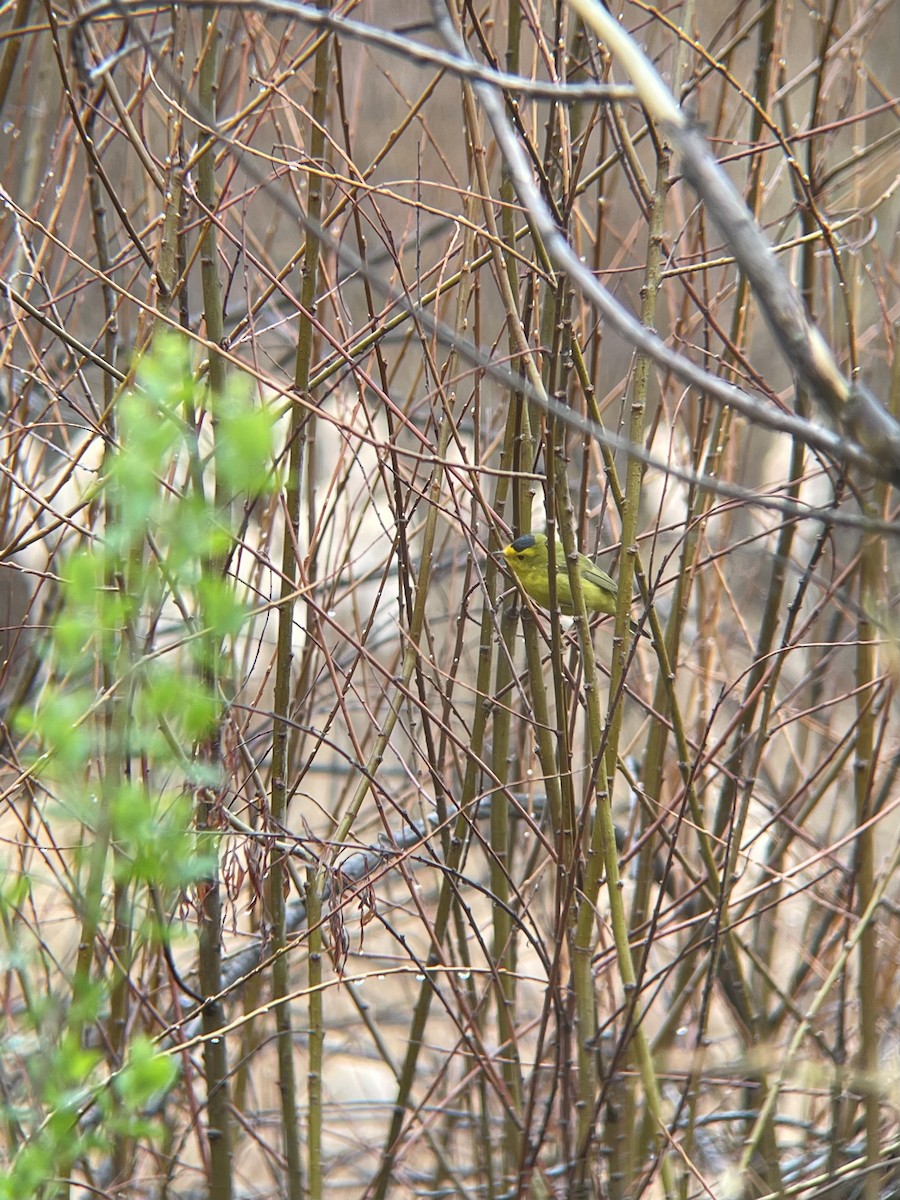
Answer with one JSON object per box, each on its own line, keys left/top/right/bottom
{"left": 581, "top": 562, "right": 618, "bottom": 596}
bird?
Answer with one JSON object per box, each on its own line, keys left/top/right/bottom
{"left": 501, "top": 531, "right": 643, "bottom": 634}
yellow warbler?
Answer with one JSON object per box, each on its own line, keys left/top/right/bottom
{"left": 501, "top": 532, "right": 641, "bottom": 632}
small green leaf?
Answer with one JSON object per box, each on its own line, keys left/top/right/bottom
{"left": 114, "top": 1036, "right": 178, "bottom": 1108}
{"left": 212, "top": 383, "right": 276, "bottom": 496}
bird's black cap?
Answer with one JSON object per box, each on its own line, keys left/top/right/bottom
{"left": 510, "top": 533, "right": 538, "bottom": 552}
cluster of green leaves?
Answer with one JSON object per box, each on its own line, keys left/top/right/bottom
{"left": 0, "top": 1027, "right": 179, "bottom": 1200}
{"left": 3, "top": 334, "right": 275, "bottom": 1198}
